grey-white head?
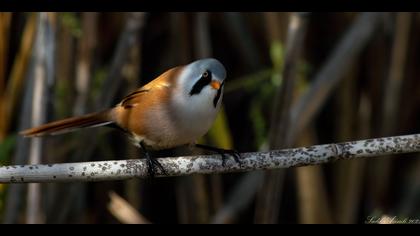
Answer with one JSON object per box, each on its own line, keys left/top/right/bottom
{"left": 176, "top": 58, "right": 226, "bottom": 109}
{"left": 171, "top": 58, "right": 227, "bottom": 140}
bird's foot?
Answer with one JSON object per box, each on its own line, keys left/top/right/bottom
{"left": 195, "top": 144, "right": 242, "bottom": 167}
{"left": 140, "top": 141, "right": 167, "bottom": 178}
{"left": 145, "top": 154, "right": 167, "bottom": 178}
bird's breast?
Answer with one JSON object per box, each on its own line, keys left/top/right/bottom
{"left": 169, "top": 90, "right": 222, "bottom": 144}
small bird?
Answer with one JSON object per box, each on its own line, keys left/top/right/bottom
{"left": 21, "top": 58, "right": 240, "bottom": 177}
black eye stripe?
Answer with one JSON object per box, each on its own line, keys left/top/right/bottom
{"left": 189, "top": 70, "right": 212, "bottom": 96}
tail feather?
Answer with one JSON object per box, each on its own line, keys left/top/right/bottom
{"left": 20, "top": 110, "right": 113, "bottom": 137}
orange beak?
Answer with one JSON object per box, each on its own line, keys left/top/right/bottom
{"left": 210, "top": 80, "right": 221, "bottom": 90}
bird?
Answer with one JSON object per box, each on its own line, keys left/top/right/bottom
{"left": 20, "top": 58, "right": 240, "bottom": 177}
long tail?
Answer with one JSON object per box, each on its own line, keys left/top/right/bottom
{"left": 20, "top": 110, "right": 114, "bottom": 137}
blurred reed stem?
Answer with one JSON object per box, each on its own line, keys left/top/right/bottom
{"left": 371, "top": 12, "right": 411, "bottom": 211}
{"left": 44, "top": 13, "right": 77, "bottom": 223}
{"left": 223, "top": 12, "right": 262, "bottom": 71}
{"left": 0, "top": 13, "right": 36, "bottom": 141}
{"left": 53, "top": 12, "right": 147, "bottom": 223}
{"left": 296, "top": 127, "right": 332, "bottom": 224}
{"left": 212, "top": 12, "right": 383, "bottom": 224}
{"left": 288, "top": 12, "right": 383, "bottom": 144}
{"left": 0, "top": 13, "right": 11, "bottom": 96}
{"left": 3, "top": 14, "right": 38, "bottom": 223}
{"left": 333, "top": 62, "right": 365, "bottom": 224}
{"left": 74, "top": 13, "right": 97, "bottom": 116}
{"left": 107, "top": 191, "right": 151, "bottom": 224}
{"left": 26, "top": 12, "right": 56, "bottom": 224}
{"left": 255, "top": 12, "right": 308, "bottom": 224}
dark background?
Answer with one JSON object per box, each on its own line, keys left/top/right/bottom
{"left": 0, "top": 12, "right": 419, "bottom": 224}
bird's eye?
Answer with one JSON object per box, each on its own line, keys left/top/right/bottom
{"left": 189, "top": 70, "right": 212, "bottom": 96}
{"left": 202, "top": 70, "right": 210, "bottom": 78}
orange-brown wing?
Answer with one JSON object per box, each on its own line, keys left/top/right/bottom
{"left": 119, "top": 66, "right": 183, "bottom": 109}
{"left": 113, "top": 66, "right": 184, "bottom": 138}
{"left": 120, "top": 89, "right": 149, "bottom": 108}
{"left": 114, "top": 82, "right": 170, "bottom": 138}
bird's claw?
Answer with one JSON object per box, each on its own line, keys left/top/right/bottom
{"left": 219, "top": 149, "right": 242, "bottom": 167}
{"left": 146, "top": 156, "right": 167, "bottom": 178}
{"left": 140, "top": 141, "right": 167, "bottom": 178}
{"left": 194, "top": 144, "right": 242, "bottom": 167}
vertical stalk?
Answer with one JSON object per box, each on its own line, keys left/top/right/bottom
{"left": 26, "top": 12, "right": 56, "bottom": 224}
{"left": 255, "top": 12, "right": 308, "bottom": 224}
